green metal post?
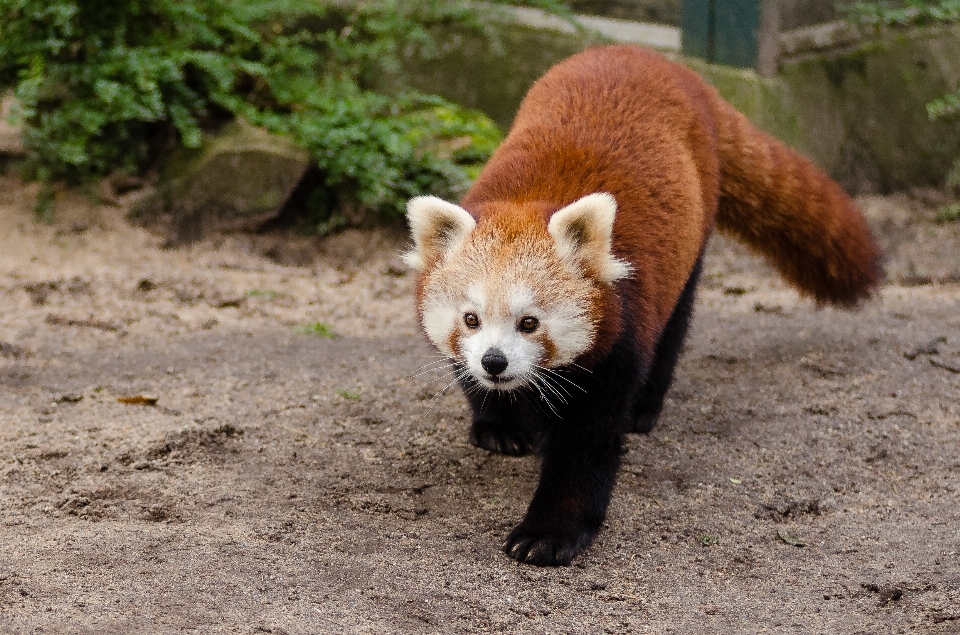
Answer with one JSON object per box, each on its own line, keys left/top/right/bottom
{"left": 714, "top": 0, "right": 761, "bottom": 68}
{"left": 681, "top": 0, "right": 714, "bottom": 62}
{"left": 681, "top": 0, "right": 772, "bottom": 70}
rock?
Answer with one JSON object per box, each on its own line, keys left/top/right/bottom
{"left": 131, "top": 120, "right": 310, "bottom": 243}
{"left": 0, "top": 93, "right": 25, "bottom": 157}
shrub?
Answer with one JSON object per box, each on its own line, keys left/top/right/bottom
{"left": 0, "top": 0, "right": 569, "bottom": 224}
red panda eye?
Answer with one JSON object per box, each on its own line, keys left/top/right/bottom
{"left": 464, "top": 313, "right": 480, "bottom": 328}
{"left": 519, "top": 316, "right": 539, "bottom": 333}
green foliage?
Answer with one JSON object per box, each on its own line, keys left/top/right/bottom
{"left": 296, "top": 321, "right": 335, "bottom": 339}
{"left": 0, "top": 0, "right": 568, "bottom": 223}
{"left": 271, "top": 91, "right": 502, "bottom": 222}
{"left": 843, "top": 0, "right": 960, "bottom": 28}
{"left": 928, "top": 88, "right": 960, "bottom": 119}
{"left": 935, "top": 202, "right": 960, "bottom": 222}
{"left": 336, "top": 387, "right": 362, "bottom": 400}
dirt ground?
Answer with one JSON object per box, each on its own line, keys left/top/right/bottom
{"left": 1, "top": 172, "right": 959, "bottom": 634}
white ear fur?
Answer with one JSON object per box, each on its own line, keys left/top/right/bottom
{"left": 402, "top": 196, "right": 476, "bottom": 270}
{"left": 547, "top": 193, "right": 632, "bottom": 283}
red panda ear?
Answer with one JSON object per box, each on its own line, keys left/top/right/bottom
{"left": 403, "top": 196, "right": 476, "bottom": 270}
{"left": 548, "top": 193, "right": 632, "bottom": 283}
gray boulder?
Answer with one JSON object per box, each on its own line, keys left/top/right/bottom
{"left": 131, "top": 120, "right": 310, "bottom": 243}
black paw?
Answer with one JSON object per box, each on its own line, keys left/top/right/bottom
{"left": 629, "top": 411, "right": 660, "bottom": 434}
{"left": 502, "top": 524, "right": 591, "bottom": 566}
{"left": 469, "top": 424, "right": 531, "bottom": 456}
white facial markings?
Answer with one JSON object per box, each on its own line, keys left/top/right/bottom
{"left": 461, "top": 311, "right": 542, "bottom": 391}
{"left": 416, "top": 215, "right": 605, "bottom": 393}
{"left": 421, "top": 285, "right": 460, "bottom": 358}
{"left": 464, "top": 282, "right": 486, "bottom": 314}
{"left": 507, "top": 285, "right": 535, "bottom": 317}
{"left": 424, "top": 266, "right": 597, "bottom": 387}
{"left": 444, "top": 282, "right": 540, "bottom": 391}
{"left": 540, "top": 298, "right": 594, "bottom": 365}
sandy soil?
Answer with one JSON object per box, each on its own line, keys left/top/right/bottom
{"left": 1, "top": 173, "right": 959, "bottom": 634}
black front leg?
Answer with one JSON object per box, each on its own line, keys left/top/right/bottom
{"left": 502, "top": 405, "right": 625, "bottom": 566}
{"left": 501, "top": 329, "right": 643, "bottom": 567}
{"left": 461, "top": 382, "right": 538, "bottom": 456}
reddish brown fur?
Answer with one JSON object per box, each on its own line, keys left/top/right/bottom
{"left": 711, "top": 99, "right": 881, "bottom": 306}
{"left": 458, "top": 45, "right": 881, "bottom": 362}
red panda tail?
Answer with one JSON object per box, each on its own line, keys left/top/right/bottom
{"left": 710, "top": 96, "right": 883, "bottom": 307}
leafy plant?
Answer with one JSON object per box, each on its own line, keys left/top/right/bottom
{"left": 0, "top": 0, "right": 570, "bottom": 224}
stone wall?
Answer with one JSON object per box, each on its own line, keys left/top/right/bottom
{"left": 569, "top": 0, "right": 681, "bottom": 25}
{"left": 400, "top": 21, "right": 960, "bottom": 193}
{"left": 566, "top": 0, "right": 869, "bottom": 30}
{"left": 695, "top": 24, "right": 960, "bottom": 192}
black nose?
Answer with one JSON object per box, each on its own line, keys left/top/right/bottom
{"left": 481, "top": 349, "right": 508, "bottom": 376}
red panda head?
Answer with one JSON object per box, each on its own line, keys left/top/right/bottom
{"left": 404, "top": 193, "right": 631, "bottom": 392}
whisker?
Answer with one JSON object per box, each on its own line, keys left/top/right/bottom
{"left": 409, "top": 356, "right": 451, "bottom": 367}
{"left": 411, "top": 357, "right": 451, "bottom": 367}
{"left": 527, "top": 374, "right": 560, "bottom": 418}
{"left": 413, "top": 370, "right": 456, "bottom": 390}
{"left": 408, "top": 360, "right": 454, "bottom": 379}
{"left": 410, "top": 356, "right": 469, "bottom": 382}
{"left": 427, "top": 377, "right": 462, "bottom": 411}
{"left": 534, "top": 372, "right": 569, "bottom": 406}
{"left": 532, "top": 366, "right": 573, "bottom": 399}
{"left": 534, "top": 364, "right": 586, "bottom": 394}
{"left": 541, "top": 377, "right": 570, "bottom": 405}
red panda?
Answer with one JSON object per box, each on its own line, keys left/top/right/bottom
{"left": 403, "top": 45, "right": 881, "bottom": 566}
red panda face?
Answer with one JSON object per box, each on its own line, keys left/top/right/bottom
{"left": 404, "top": 194, "right": 630, "bottom": 392}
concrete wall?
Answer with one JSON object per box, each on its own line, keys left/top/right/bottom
{"left": 778, "top": 0, "right": 846, "bottom": 31}
{"left": 782, "top": 25, "right": 960, "bottom": 191}
{"left": 401, "top": 21, "right": 960, "bottom": 193}
{"left": 400, "top": 26, "right": 607, "bottom": 130}
{"left": 566, "top": 0, "right": 870, "bottom": 30}
{"left": 569, "top": 0, "right": 681, "bottom": 25}
{"left": 694, "top": 24, "right": 960, "bottom": 192}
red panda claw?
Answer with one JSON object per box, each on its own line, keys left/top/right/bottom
{"left": 503, "top": 528, "right": 581, "bottom": 567}
{"left": 469, "top": 427, "right": 531, "bottom": 456}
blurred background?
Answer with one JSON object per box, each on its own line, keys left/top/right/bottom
{"left": 2, "top": 0, "right": 959, "bottom": 239}
{"left": 2, "top": 4, "right": 960, "bottom": 630}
